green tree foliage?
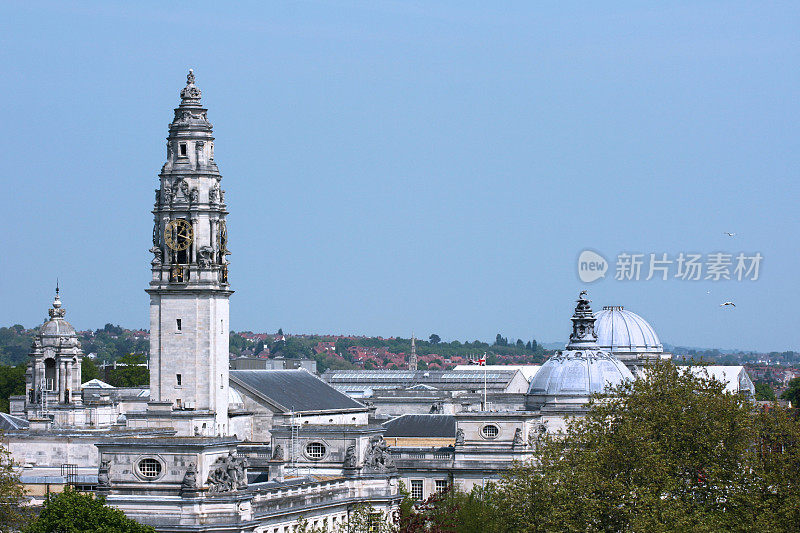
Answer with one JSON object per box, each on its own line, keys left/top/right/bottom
{"left": 0, "top": 326, "right": 35, "bottom": 366}
{"left": 0, "top": 365, "right": 26, "bottom": 413}
{"left": 781, "top": 376, "right": 800, "bottom": 407}
{"left": 108, "top": 353, "right": 149, "bottom": 387}
{"left": 80, "top": 328, "right": 148, "bottom": 364}
{"left": 81, "top": 358, "right": 100, "bottom": 383}
{"left": 754, "top": 381, "right": 776, "bottom": 401}
{"left": 0, "top": 443, "right": 27, "bottom": 532}
{"left": 24, "top": 488, "right": 155, "bottom": 533}
{"left": 397, "top": 483, "right": 502, "bottom": 533}
{"left": 429, "top": 334, "right": 441, "bottom": 345}
{"left": 496, "top": 361, "right": 800, "bottom": 532}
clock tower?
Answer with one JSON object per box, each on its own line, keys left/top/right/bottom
{"left": 146, "top": 70, "right": 232, "bottom": 436}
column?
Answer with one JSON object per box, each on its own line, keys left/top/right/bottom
{"left": 210, "top": 218, "right": 217, "bottom": 252}
{"left": 191, "top": 218, "right": 198, "bottom": 264}
{"left": 65, "top": 363, "right": 71, "bottom": 403}
{"left": 162, "top": 216, "right": 171, "bottom": 266}
{"left": 58, "top": 361, "right": 66, "bottom": 403}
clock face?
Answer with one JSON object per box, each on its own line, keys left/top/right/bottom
{"left": 164, "top": 219, "right": 193, "bottom": 251}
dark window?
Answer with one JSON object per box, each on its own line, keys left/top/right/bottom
{"left": 305, "top": 442, "right": 326, "bottom": 459}
{"left": 137, "top": 458, "right": 162, "bottom": 479}
{"left": 410, "top": 480, "right": 423, "bottom": 500}
{"left": 176, "top": 374, "right": 182, "bottom": 386}
{"left": 176, "top": 319, "right": 182, "bottom": 331}
{"left": 481, "top": 424, "right": 499, "bottom": 439}
{"left": 179, "top": 143, "right": 187, "bottom": 156}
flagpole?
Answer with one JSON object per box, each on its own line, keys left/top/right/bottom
{"left": 483, "top": 352, "right": 487, "bottom": 410}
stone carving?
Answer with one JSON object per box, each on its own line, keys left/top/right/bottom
{"left": 343, "top": 445, "right": 357, "bottom": 468}
{"left": 362, "top": 435, "right": 395, "bottom": 473}
{"left": 198, "top": 246, "right": 214, "bottom": 267}
{"left": 206, "top": 452, "right": 248, "bottom": 494}
{"left": 530, "top": 421, "right": 548, "bottom": 448}
{"left": 180, "top": 69, "right": 202, "bottom": 101}
{"left": 512, "top": 428, "right": 523, "bottom": 447}
{"left": 182, "top": 462, "right": 197, "bottom": 490}
{"left": 455, "top": 428, "right": 465, "bottom": 445}
{"left": 97, "top": 459, "right": 111, "bottom": 488}
{"left": 149, "top": 246, "right": 163, "bottom": 265}
{"left": 209, "top": 184, "right": 219, "bottom": 204}
{"left": 173, "top": 179, "right": 189, "bottom": 201}
{"left": 219, "top": 189, "right": 225, "bottom": 203}
{"left": 162, "top": 186, "right": 173, "bottom": 203}
{"left": 271, "top": 445, "right": 284, "bottom": 461}
{"left": 190, "top": 188, "right": 199, "bottom": 203}
{"left": 429, "top": 401, "right": 444, "bottom": 414}
{"left": 154, "top": 189, "right": 161, "bottom": 204}
{"left": 166, "top": 142, "right": 172, "bottom": 159}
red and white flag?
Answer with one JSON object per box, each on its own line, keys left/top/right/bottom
{"left": 477, "top": 356, "right": 486, "bottom": 366}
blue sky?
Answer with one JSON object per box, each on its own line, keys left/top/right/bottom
{"left": 1, "top": 2, "right": 798, "bottom": 351}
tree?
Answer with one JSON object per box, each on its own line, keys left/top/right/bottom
{"left": 25, "top": 488, "right": 155, "bottom": 533}
{"left": 754, "top": 381, "right": 776, "bottom": 401}
{"left": 397, "top": 482, "right": 504, "bottom": 533}
{"left": 781, "top": 376, "right": 800, "bottom": 407}
{"left": 0, "top": 443, "right": 26, "bottom": 532}
{"left": 0, "top": 364, "right": 25, "bottom": 413}
{"left": 81, "top": 358, "right": 100, "bottom": 383}
{"left": 429, "top": 334, "right": 441, "bottom": 345}
{"left": 277, "top": 328, "right": 284, "bottom": 336}
{"left": 108, "top": 353, "right": 149, "bottom": 387}
{"left": 498, "top": 361, "right": 800, "bottom": 532}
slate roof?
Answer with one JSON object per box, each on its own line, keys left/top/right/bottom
{"left": 0, "top": 412, "right": 29, "bottom": 431}
{"left": 229, "top": 370, "right": 365, "bottom": 413}
{"left": 382, "top": 414, "right": 456, "bottom": 438}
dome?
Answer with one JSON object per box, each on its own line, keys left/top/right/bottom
{"left": 39, "top": 289, "right": 77, "bottom": 337}
{"left": 527, "top": 351, "right": 633, "bottom": 397}
{"left": 594, "top": 306, "right": 662, "bottom": 354}
{"left": 228, "top": 386, "right": 244, "bottom": 407}
{"left": 40, "top": 318, "right": 76, "bottom": 337}
{"left": 526, "top": 291, "right": 634, "bottom": 412}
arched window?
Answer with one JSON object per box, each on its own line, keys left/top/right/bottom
{"left": 44, "top": 359, "right": 56, "bottom": 391}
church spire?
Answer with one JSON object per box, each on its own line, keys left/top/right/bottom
{"left": 567, "top": 290, "right": 598, "bottom": 349}
{"left": 408, "top": 334, "right": 418, "bottom": 371}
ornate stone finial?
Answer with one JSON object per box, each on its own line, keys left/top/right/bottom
{"left": 181, "top": 462, "right": 198, "bottom": 490}
{"left": 567, "top": 290, "right": 597, "bottom": 349}
{"left": 180, "top": 68, "right": 202, "bottom": 103}
{"left": 49, "top": 284, "right": 66, "bottom": 319}
{"left": 97, "top": 459, "right": 111, "bottom": 488}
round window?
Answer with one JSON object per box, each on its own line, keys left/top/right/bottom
{"left": 305, "top": 442, "right": 326, "bottom": 460}
{"left": 481, "top": 424, "right": 499, "bottom": 439}
{"left": 137, "top": 458, "right": 162, "bottom": 479}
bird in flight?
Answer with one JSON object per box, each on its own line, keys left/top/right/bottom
{"left": 720, "top": 301, "right": 736, "bottom": 307}
{"left": 723, "top": 232, "right": 736, "bottom": 237}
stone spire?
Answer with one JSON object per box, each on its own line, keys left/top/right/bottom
{"left": 567, "top": 290, "right": 598, "bottom": 349}
{"left": 408, "top": 334, "right": 418, "bottom": 371}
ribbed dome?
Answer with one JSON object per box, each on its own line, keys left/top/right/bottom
{"left": 527, "top": 351, "right": 633, "bottom": 396}
{"left": 526, "top": 291, "right": 634, "bottom": 412}
{"left": 40, "top": 318, "right": 76, "bottom": 337}
{"left": 594, "top": 306, "right": 662, "bottom": 354}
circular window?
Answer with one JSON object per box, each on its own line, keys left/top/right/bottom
{"left": 481, "top": 425, "right": 499, "bottom": 439}
{"left": 137, "top": 458, "right": 162, "bottom": 479}
{"left": 305, "top": 442, "right": 326, "bottom": 460}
